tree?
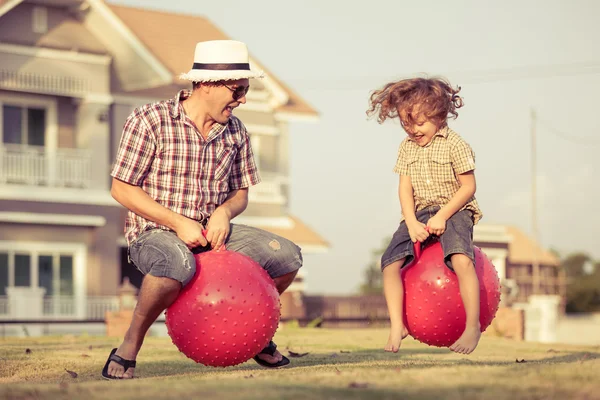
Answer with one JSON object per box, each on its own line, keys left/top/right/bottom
{"left": 359, "top": 236, "right": 391, "bottom": 294}
{"left": 563, "top": 252, "right": 600, "bottom": 313}
{"left": 561, "top": 253, "right": 591, "bottom": 279}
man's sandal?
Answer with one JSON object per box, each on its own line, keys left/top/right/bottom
{"left": 253, "top": 341, "right": 290, "bottom": 368}
{"left": 101, "top": 348, "right": 136, "bottom": 380}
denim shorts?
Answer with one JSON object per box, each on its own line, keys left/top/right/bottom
{"left": 128, "top": 224, "right": 303, "bottom": 287}
{"left": 381, "top": 206, "right": 474, "bottom": 271}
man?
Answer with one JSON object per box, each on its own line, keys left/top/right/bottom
{"left": 102, "top": 40, "right": 302, "bottom": 379}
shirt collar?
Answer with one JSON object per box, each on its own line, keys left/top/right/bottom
{"left": 171, "top": 89, "right": 228, "bottom": 138}
{"left": 435, "top": 125, "right": 449, "bottom": 138}
{"left": 170, "top": 89, "right": 192, "bottom": 119}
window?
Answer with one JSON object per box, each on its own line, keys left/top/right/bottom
{"left": 1, "top": 105, "right": 46, "bottom": 146}
{"left": 0, "top": 250, "right": 74, "bottom": 297}
{"left": 32, "top": 6, "right": 48, "bottom": 34}
{"left": 0, "top": 253, "right": 7, "bottom": 296}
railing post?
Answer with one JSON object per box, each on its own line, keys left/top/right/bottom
{"left": 46, "top": 147, "right": 57, "bottom": 187}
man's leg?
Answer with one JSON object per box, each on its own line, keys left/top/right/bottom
{"left": 225, "top": 224, "right": 303, "bottom": 366}
{"left": 106, "top": 275, "right": 180, "bottom": 378}
{"left": 104, "top": 230, "right": 196, "bottom": 379}
{"left": 273, "top": 269, "right": 298, "bottom": 294}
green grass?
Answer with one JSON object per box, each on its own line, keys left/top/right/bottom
{"left": 0, "top": 327, "right": 599, "bottom": 400}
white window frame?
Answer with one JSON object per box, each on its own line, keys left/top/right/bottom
{"left": 0, "top": 241, "right": 87, "bottom": 318}
{"left": 32, "top": 6, "right": 48, "bottom": 34}
{"left": 249, "top": 133, "right": 261, "bottom": 172}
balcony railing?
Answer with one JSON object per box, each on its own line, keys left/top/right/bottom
{"left": 0, "top": 144, "right": 92, "bottom": 188}
{"left": 0, "top": 295, "right": 120, "bottom": 320}
{"left": 250, "top": 172, "right": 288, "bottom": 204}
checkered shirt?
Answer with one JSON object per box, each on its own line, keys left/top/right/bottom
{"left": 394, "top": 126, "right": 482, "bottom": 224}
{"left": 111, "top": 90, "right": 261, "bottom": 245}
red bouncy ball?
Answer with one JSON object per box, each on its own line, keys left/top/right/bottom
{"left": 165, "top": 249, "right": 280, "bottom": 367}
{"left": 401, "top": 241, "right": 501, "bottom": 347}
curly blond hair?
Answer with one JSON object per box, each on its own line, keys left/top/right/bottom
{"left": 366, "top": 77, "right": 464, "bottom": 127}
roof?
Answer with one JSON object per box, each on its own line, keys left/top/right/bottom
{"left": 106, "top": 3, "right": 318, "bottom": 118}
{"left": 118, "top": 211, "right": 329, "bottom": 252}
{"left": 252, "top": 215, "right": 329, "bottom": 250}
{"left": 506, "top": 226, "right": 560, "bottom": 267}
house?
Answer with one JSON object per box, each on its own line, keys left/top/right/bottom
{"left": 297, "top": 224, "right": 566, "bottom": 328}
{"left": 0, "top": 0, "right": 328, "bottom": 328}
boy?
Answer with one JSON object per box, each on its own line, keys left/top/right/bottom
{"left": 367, "top": 77, "right": 483, "bottom": 355}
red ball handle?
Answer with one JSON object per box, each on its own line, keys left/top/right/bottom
{"left": 413, "top": 226, "right": 430, "bottom": 261}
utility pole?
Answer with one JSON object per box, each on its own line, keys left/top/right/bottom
{"left": 531, "top": 108, "right": 540, "bottom": 295}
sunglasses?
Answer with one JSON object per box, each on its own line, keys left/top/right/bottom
{"left": 222, "top": 83, "right": 250, "bottom": 101}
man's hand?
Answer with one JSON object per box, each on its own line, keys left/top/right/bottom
{"left": 427, "top": 214, "right": 447, "bottom": 236}
{"left": 173, "top": 217, "right": 208, "bottom": 249}
{"left": 407, "top": 220, "right": 429, "bottom": 243}
{"left": 205, "top": 208, "right": 231, "bottom": 250}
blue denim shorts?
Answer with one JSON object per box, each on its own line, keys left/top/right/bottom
{"left": 381, "top": 206, "right": 474, "bottom": 271}
{"left": 129, "top": 224, "right": 303, "bottom": 287}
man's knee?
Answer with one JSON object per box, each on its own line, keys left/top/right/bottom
{"left": 268, "top": 237, "right": 303, "bottom": 268}
{"left": 132, "top": 231, "right": 197, "bottom": 286}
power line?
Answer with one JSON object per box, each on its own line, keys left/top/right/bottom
{"left": 283, "top": 61, "right": 600, "bottom": 89}
{"left": 538, "top": 119, "right": 600, "bottom": 146}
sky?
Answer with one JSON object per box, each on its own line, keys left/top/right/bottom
{"left": 113, "top": 0, "right": 600, "bottom": 294}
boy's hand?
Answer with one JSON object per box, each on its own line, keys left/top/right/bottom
{"left": 427, "top": 214, "right": 447, "bottom": 236}
{"left": 407, "top": 220, "right": 429, "bottom": 243}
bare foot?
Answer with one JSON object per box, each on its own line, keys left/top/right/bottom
{"left": 449, "top": 324, "right": 481, "bottom": 355}
{"left": 107, "top": 341, "right": 139, "bottom": 379}
{"left": 384, "top": 325, "right": 409, "bottom": 353}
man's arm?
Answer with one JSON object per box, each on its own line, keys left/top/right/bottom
{"left": 111, "top": 177, "right": 207, "bottom": 248}
{"left": 206, "top": 188, "right": 249, "bottom": 249}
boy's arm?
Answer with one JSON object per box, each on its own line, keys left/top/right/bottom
{"left": 436, "top": 171, "right": 476, "bottom": 220}
{"left": 427, "top": 137, "right": 477, "bottom": 236}
{"left": 399, "top": 174, "right": 429, "bottom": 243}
{"left": 427, "top": 171, "right": 476, "bottom": 235}
{"left": 399, "top": 174, "right": 416, "bottom": 223}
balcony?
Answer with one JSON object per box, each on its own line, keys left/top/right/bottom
{"left": 0, "top": 295, "right": 168, "bottom": 321}
{"left": 0, "top": 144, "right": 92, "bottom": 188}
{"left": 250, "top": 172, "right": 288, "bottom": 205}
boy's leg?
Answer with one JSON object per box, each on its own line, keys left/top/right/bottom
{"left": 225, "top": 223, "right": 303, "bottom": 365}
{"left": 380, "top": 210, "right": 430, "bottom": 352}
{"left": 382, "top": 259, "right": 408, "bottom": 352}
{"left": 438, "top": 210, "right": 481, "bottom": 354}
{"left": 105, "top": 230, "right": 197, "bottom": 379}
{"left": 449, "top": 254, "right": 480, "bottom": 354}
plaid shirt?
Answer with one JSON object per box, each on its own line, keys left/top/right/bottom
{"left": 394, "top": 126, "right": 482, "bottom": 224}
{"left": 111, "top": 90, "right": 261, "bottom": 245}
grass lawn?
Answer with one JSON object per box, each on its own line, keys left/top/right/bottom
{"left": 0, "top": 327, "right": 598, "bottom": 400}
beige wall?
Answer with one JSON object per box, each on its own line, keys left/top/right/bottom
{"left": 0, "top": 3, "right": 106, "bottom": 53}
{"left": 234, "top": 109, "right": 277, "bottom": 126}
{"left": 0, "top": 200, "right": 124, "bottom": 296}
{"left": 57, "top": 96, "right": 76, "bottom": 148}
{"left": 244, "top": 202, "right": 284, "bottom": 217}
